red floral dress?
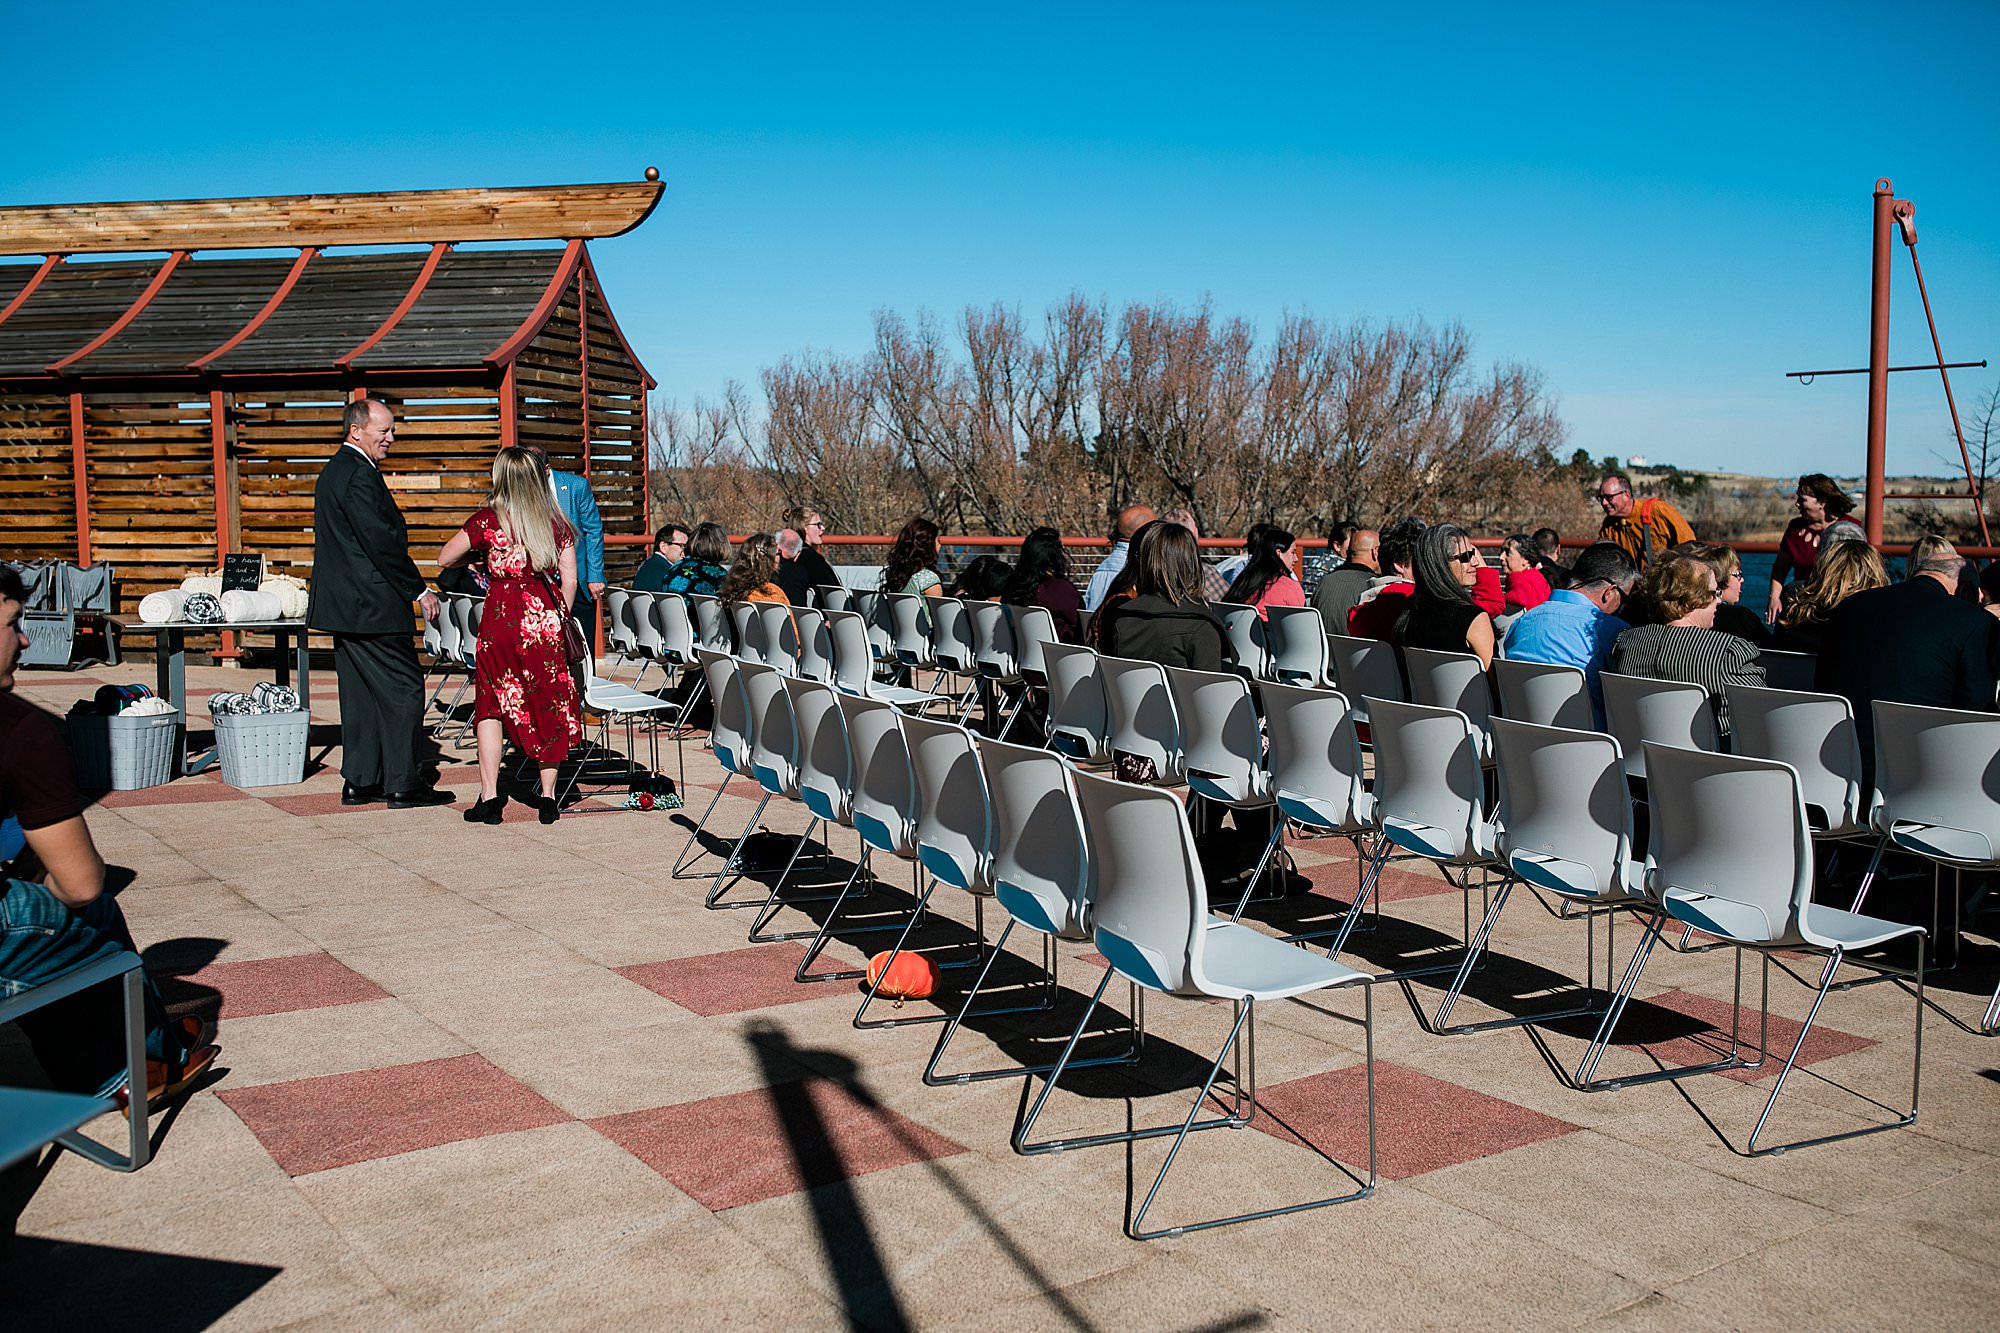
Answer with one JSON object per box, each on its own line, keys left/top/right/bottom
{"left": 463, "top": 507, "right": 581, "bottom": 763}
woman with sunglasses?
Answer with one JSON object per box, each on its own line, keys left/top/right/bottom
{"left": 1397, "top": 524, "right": 1497, "bottom": 668}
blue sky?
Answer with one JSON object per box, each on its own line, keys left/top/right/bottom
{"left": 8, "top": 1, "right": 1997, "bottom": 480}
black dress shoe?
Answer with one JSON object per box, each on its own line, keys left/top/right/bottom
{"left": 341, "top": 783, "right": 383, "bottom": 806}
{"left": 463, "top": 794, "right": 506, "bottom": 825}
{"left": 385, "top": 786, "right": 454, "bottom": 809}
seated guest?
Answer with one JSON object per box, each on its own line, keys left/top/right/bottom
{"left": 1087, "top": 520, "right": 1158, "bottom": 650}
{"left": 1348, "top": 518, "right": 1427, "bottom": 639}
{"left": 718, "top": 532, "right": 789, "bottom": 606}
{"left": 1610, "top": 555, "right": 1765, "bottom": 738}
{"left": 947, "top": 554, "right": 1013, "bottom": 601}
{"left": 1533, "top": 527, "right": 1569, "bottom": 587}
{"left": 1499, "top": 533, "right": 1552, "bottom": 615}
{"left": 663, "top": 522, "right": 731, "bottom": 595}
{"left": 1674, "top": 541, "right": 1769, "bottom": 648}
{"left": 1978, "top": 561, "right": 2000, "bottom": 620}
{"left": 1222, "top": 526, "right": 1306, "bottom": 619}
{"left": 1212, "top": 522, "right": 1269, "bottom": 591}
{"left": 1098, "top": 522, "right": 1231, "bottom": 783}
{"left": 1773, "top": 540, "right": 1887, "bottom": 654}
{"left": 1817, "top": 534, "right": 1999, "bottom": 792}
{"left": 1002, "top": 527, "right": 1084, "bottom": 643}
{"left": 1160, "top": 509, "right": 1229, "bottom": 601}
{"left": 884, "top": 516, "right": 944, "bottom": 597}
{"left": 1312, "top": 524, "right": 1378, "bottom": 633}
{"left": 633, "top": 523, "right": 690, "bottom": 593}
{"left": 1504, "top": 542, "right": 1639, "bottom": 726}
{"left": 781, "top": 505, "right": 840, "bottom": 597}
{"left": 0, "top": 569, "right": 218, "bottom": 1108}
{"left": 1398, "top": 524, "right": 1498, "bottom": 668}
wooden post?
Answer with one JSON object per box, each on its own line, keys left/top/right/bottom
{"left": 68, "top": 392, "right": 90, "bottom": 565}
{"left": 577, "top": 265, "right": 592, "bottom": 478}
{"left": 500, "top": 363, "right": 518, "bottom": 449}
{"left": 212, "top": 390, "right": 238, "bottom": 660}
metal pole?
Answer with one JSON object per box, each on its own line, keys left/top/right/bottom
{"left": 1865, "top": 179, "right": 1895, "bottom": 547}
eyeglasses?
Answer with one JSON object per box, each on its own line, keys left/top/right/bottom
{"left": 1450, "top": 550, "right": 1479, "bottom": 564}
{"left": 1595, "top": 490, "right": 1627, "bottom": 504}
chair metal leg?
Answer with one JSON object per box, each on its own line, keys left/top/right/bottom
{"left": 1323, "top": 845, "right": 1473, "bottom": 983}
{"left": 703, "top": 791, "right": 776, "bottom": 908}
{"left": 1571, "top": 915, "right": 1761, "bottom": 1091}
{"left": 794, "top": 844, "right": 913, "bottom": 983}
{"left": 853, "top": 881, "right": 1009, "bottom": 1029}
{"left": 923, "top": 924, "right": 1140, "bottom": 1086}
{"left": 671, "top": 773, "right": 736, "bottom": 879}
{"left": 1128, "top": 988, "right": 1375, "bottom": 1240}
{"left": 53, "top": 966, "right": 153, "bottom": 1173}
{"left": 746, "top": 815, "right": 869, "bottom": 943}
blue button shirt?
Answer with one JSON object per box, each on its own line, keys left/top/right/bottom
{"left": 1503, "top": 590, "right": 1628, "bottom": 722}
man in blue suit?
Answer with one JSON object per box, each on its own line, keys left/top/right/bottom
{"left": 524, "top": 445, "right": 604, "bottom": 674}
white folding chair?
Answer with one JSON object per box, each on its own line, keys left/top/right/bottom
{"left": 1492, "top": 657, "right": 1594, "bottom": 731}
{"left": 1044, "top": 641, "right": 1112, "bottom": 763}
{"left": 1645, "top": 742, "right": 1926, "bottom": 1153}
{"left": 1601, "top": 671, "right": 1717, "bottom": 780}
{"left": 1018, "top": 766, "right": 1376, "bottom": 1240}
{"left": 1265, "top": 605, "right": 1331, "bottom": 686}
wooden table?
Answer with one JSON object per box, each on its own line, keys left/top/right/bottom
{"left": 107, "top": 617, "right": 313, "bottom": 775}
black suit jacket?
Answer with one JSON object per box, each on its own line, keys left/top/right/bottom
{"left": 309, "top": 446, "right": 427, "bottom": 635}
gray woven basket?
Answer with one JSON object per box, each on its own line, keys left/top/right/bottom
{"left": 66, "top": 710, "right": 179, "bottom": 791}
{"left": 214, "top": 710, "right": 309, "bottom": 788}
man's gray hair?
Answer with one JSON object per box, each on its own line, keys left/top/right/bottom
{"left": 1909, "top": 533, "right": 1962, "bottom": 577}
{"left": 342, "top": 397, "right": 386, "bottom": 436}
{"left": 775, "top": 528, "right": 804, "bottom": 559}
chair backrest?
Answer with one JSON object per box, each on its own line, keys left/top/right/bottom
{"left": 1163, "top": 665, "right": 1268, "bottom": 806}
{"left": 654, "top": 593, "right": 697, "bottom": 665}
{"left": 450, "top": 594, "right": 481, "bottom": 664}
{"left": 1492, "top": 657, "right": 1593, "bottom": 731}
{"left": 1327, "top": 633, "right": 1404, "bottom": 719}
{"left": 1725, "top": 684, "right": 1864, "bottom": 835}
{"left": 689, "top": 594, "right": 731, "bottom": 652}
{"left": 1073, "top": 765, "right": 1205, "bottom": 995}
{"left": 1490, "top": 717, "right": 1635, "bottom": 903}
{"left": 604, "top": 588, "right": 637, "bottom": 655}
{"left": 1601, "top": 672, "right": 1717, "bottom": 779}
{"left": 887, "top": 593, "right": 937, "bottom": 668}
{"left": 977, "top": 736, "right": 1091, "bottom": 940}
{"left": 1264, "top": 605, "right": 1330, "bottom": 686}
{"left": 755, "top": 603, "right": 800, "bottom": 675}
{"left": 696, "top": 648, "right": 752, "bottom": 777}
{"left": 1043, "top": 641, "right": 1112, "bottom": 762}
{"left": 822, "top": 608, "right": 876, "bottom": 696}
{"left": 628, "top": 591, "right": 665, "bottom": 660}
{"left": 1644, "top": 742, "right": 1812, "bottom": 947}
{"left": 422, "top": 599, "right": 445, "bottom": 658}
{"left": 1871, "top": 700, "right": 2000, "bottom": 861}
{"left": 792, "top": 607, "right": 835, "bottom": 683}
{"left": 1098, "top": 654, "right": 1182, "bottom": 777}
{"left": 740, "top": 661, "right": 799, "bottom": 797}
{"left": 1211, "top": 601, "right": 1271, "bottom": 679}
{"left": 729, "top": 601, "right": 764, "bottom": 665}
{"left": 1757, "top": 648, "right": 1818, "bottom": 694}
{"left": 819, "top": 584, "right": 852, "bottom": 612}
{"left": 836, "top": 690, "right": 917, "bottom": 855}
{"left": 1009, "top": 605, "right": 1060, "bottom": 683}
{"left": 969, "top": 600, "right": 1020, "bottom": 680}
{"left": 1259, "top": 681, "right": 1371, "bottom": 834}
{"left": 1366, "top": 696, "right": 1488, "bottom": 864}
{"left": 901, "top": 712, "right": 994, "bottom": 892}
{"left": 930, "top": 596, "right": 977, "bottom": 674}
{"left": 783, "top": 676, "right": 853, "bottom": 826}
{"left": 1404, "top": 646, "right": 1496, "bottom": 755}
{"left": 851, "top": 589, "right": 894, "bottom": 661}
{"left": 435, "top": 594, "right": 463, "bottom": 660}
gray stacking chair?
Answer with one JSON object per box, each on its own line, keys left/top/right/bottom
{"left": 728, "top": 601, "right": 764, "bottom": 666}
{"left": 688, "top": 594, "right": 731, "bottom": 653}
{"left": 602, "top": 587, "right": 637, "bottom": 676}
{"left": 823, "top": 608, "right": 934, "bottom": 709}
{"left": 1265, "top": 605, "right": 1331, "bottom": 686}
{"left": 1492, "top": 657, "right": 1594, "bottom": 731}
{"left": 1725, "top": 684, "right": 1868, "bottom": 841}
{"left": 1600, "top": 671, "right": 1717, "bottom": 779}
{"left": 625, "top": 591, "right": 666, "bottom": 693}
{"left": 817, "top": 584, "right": 851, "bottom": 612}
{"left": 1098, "top": 654, "right": 1184, "bottom": 783}
{"left": 1018, "top": 766, "right": 1376, "bottom": 1240}
{"left": 1164, "top": 665, "right": 1278, "bottom": 906}
{"left": 1326, "top": 633, "right": 1404, "bottom": 724}
{"left": 1757, "top": 647, "right": 1818, "bottom": 693}
{"left": 1212, "top": 601, "right": 1271, "bottom": 680}
{"left": 1644, "top": 742, "right": 1926, "bottom": 1153}
{"left": 425, "top": 592, "right": 470, "bottom": 727}
{"left": 0, "top": 951, "right": 152, "bottom": 1173}
{"left": 753, "top": 602, "right": 800, "bottom": 676}
{"left": 1010, "top": 606, "right": 1060, "bottom": 689}
{"left": 929, "top": 596, "right": 980, "bottom": 716}
{"left": 435, "top": 594, "right": 483, "bottom": 744}
{"left": 732, "top": 671, "right": 858, "bottom": 943}
{"left": 791, "top": 606, "right": 835, "bottom": 684}
{"left": 1044, "top": 641, "right": 1113, "bottom": 764}
{"left": 1255, "top": 682, "right": 1375, "bottom": 937}
{"left": 888, "top": 592, "right": 940, "bottom": 678}
{"left": 672, "top": 649, "right": 755, "bottom": 881}
{"left": 851, "top": 589, "right": 896, "bottom": 663}
{"left": 710, "top": 661, "right": 803, "bottom": 909}
{"left": 924, "top": 737, "right": 1141, "bottom": 1086}
{"left": 968, "top": 600, "right": 1025, "bottom": 732}
{"left": 1404, "top": 646, "right": 1497, "bottom": 762}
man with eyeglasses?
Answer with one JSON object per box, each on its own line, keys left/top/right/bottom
{"left": 1595, "top": 472, "right": 1694, "bottom": 570}
{"left": 1502, "top": 542, "right": 1640, "bottom": 726}
{"left": 633, "top": 523, "right": 691, "bottom": 592}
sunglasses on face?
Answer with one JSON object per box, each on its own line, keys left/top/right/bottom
{"left": 1450, "top": 550, "right": 1479, "bottom": 564}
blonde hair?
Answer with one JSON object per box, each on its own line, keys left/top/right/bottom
{"left": 1781, "top": 541, "right": 1888, "bottom": 629}
{"left": 488, "top": 447, "right": 571, "bottom": 574}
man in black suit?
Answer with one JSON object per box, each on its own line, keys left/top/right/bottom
{"left": 310, "top": 399, "right": 451, "bottom": 808}
{"left": 1816, "top": 534, "right": 2000, "bottom": 792}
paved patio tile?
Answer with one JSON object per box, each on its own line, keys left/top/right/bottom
{"left": 615, "top": 942, "right": 829, "bottom": 1016}
{"left": 180, "top": 951, "right": 391, "bottom": 1018}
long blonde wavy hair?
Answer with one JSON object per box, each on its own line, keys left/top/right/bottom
{"left": 488, "top": 446, "right": 572, "bottom": 574}
{"left": 1780, "top": 539, "right": 1887, "bottom": 629}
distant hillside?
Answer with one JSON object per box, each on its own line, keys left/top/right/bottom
{"left": 1627, "top": 468, "right": 1991, "bottom": 543}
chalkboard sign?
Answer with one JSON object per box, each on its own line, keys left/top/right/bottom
{"left": 221, "top": 552, "right": 266, "bottom": 593}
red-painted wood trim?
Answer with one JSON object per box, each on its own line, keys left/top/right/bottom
{"left": 47, "top": 251, "right": 186, "bottom": 372}
{"left": 211, "top": 389, "right": 238, "bottom": 659}
{"left": 69, "top": 393, "right": 91, "bottom": 565}
{"left": 482, "top": 239, "right": 584, "bottom": 367}
{"left": 500, "top": 362, "right": 518, "bottom": 449}
{"left": 576, "top": 245, "right": 655, "bottom": 390}
{"left": 190, "top": 247, "right": 318, "bottom": 369}
{"left": 335, "top": 242, "right": 449, "bottom": 370}
{"left": 639, "top": 381, "right": 650, "bottom": 531}
{"left": 0, "top": 253, "right": 64, "bottom": 330}
{"left": 578, "top": 264, "right": 592, "bottom": 478}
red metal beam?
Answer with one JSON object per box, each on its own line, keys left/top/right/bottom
{"left": 69, "top": 393, "right": 90, "bottom": 564}
{"left": 578, "top": 264, "right": 592, "bottom": 478}
{"left": 482, "top": 239, "right": 584, "bottom": 368}
{"left": 0, "top": 253, "right": 64, "bottom": 330}
{"left": 47, "top": 251, "right": 186, "bottom": 373}
{"left": 190, "top": 247, "right": 318, "bottom": 370}
{"left": 500, "top": 362, "right": 518, "bottom": 450}
{"left": 1864, "top": 180, "right": 1895, "bottom": 547}
{"left": 335, "top": 242, "right": 449, "bottom": 370}
{"left": 211, "top": 389, "right": 238, "bottom": 660}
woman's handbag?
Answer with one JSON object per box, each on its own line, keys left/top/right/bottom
{"left": 559, "top": 609, "right": 588, "bottom": 666}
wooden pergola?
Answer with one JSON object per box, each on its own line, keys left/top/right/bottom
{"left": 0, "top": 177, "right": 662, "bottom": 614}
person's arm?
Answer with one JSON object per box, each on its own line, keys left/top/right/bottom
{"left": 438, "top": 529, "right": 473, "bottom": 570}
{"left": 558, "top": 543, "right": 579, "bottom": 614}
{"left": 344, "top": 468, "right": 427, "bottom": 603}
{"left": 1469, "top": 566, "right": 1505, "bottom": 617}
{"left": 572, "top": 478, "right": 605, "bottom": 596}
{"left": 1464, "top": 612, "right": 1496, "bottom": 670}
{"left": 1765, "top": 539, "right": 1795, "bottom": 623}
{"left": 22, "top": 816, "right": 105, "bottom": 907}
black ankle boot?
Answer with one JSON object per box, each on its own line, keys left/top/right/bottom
{"left": 536, "top": 796, "right": 560, "bottom": 825}
{"left": 464, "top": 794, "right": 506, "bottom": 825}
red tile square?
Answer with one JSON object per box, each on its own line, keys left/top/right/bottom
{"left": 97, "top": 779, "right": 252, "bottom": 808}
{"left": 1631, "top": 989, "right": 1877, "bottom": 1083}
{"left": 180, "top": 951, "right": 390, "bottom": 1018}
{"left": 218, "top": 1053, "right": 569, "bottom": 1176}
{"left": 591, "top": 1078, "right": 967, "bottom": 1210}
{"left": 1255, "top": 1060, "right": 1579, "bottom": 1179}
{"left": 616, "top": 944, "right": 826, "bottom": 1017}
{"left": 1300, "top": 852, "right": 1459, "bottom": 905}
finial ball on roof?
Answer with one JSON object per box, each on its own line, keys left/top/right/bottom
{"left": 644, "top": 167, "right": 659, "bottom": 182}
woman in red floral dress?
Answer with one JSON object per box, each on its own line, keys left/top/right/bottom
{"left": 437, "top": 447, "right": 581, "bottom": 824}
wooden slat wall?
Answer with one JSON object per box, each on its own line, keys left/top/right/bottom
{"left": 231, "top": 392, "right": 346, "bottom": 585}
{"left": 0, "top": 394, "right": 78, "bottom": 565}
{"left": 81, "top": 396, "right": 216, "bottom": 607}
{"left": 580, "top": 265, "right": 647, "bottom": 581}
